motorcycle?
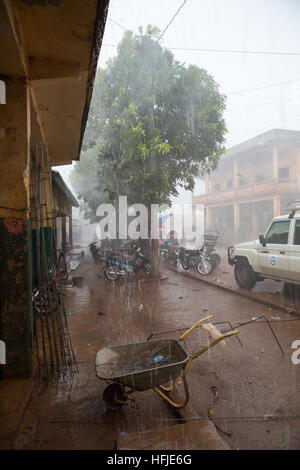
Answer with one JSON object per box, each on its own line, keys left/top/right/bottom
{"left": 104, "top": 243, "right": 152, "bottom": 281}
{"left": 89, "top": 239, "right": 112, "bottom": 263}
{"left": 176, "top": 246, "right": 213, "bottom": 275}
{"left": 176, "top": 233, "right": 221, "bottom": 276}
{"left": 160, "top": 238, "right": 180, "bottom": 263}
{"left": 90, "top": 239, "right": 138, "bottom": 270}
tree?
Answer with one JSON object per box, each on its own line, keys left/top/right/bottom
{"left": 71, "top": 26, "right": 227, "bottom": 275}
{"left": 70, "top": 146, "right": 108, "bottom": 222}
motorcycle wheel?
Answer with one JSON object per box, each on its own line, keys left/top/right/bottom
{"left": 179, "top": 261, "right": 189, "bottom": 271}
{"left": 196, "top": 257, "right": 213, "bottom": 275}
{"left": 104, "top": 263, "right": 121, "bottom": 281}
{"left": 143, "top": 262, "right": 152, "bottom": 276}
{"left": 211, "top": 253, "right": 221, "bottom": 268}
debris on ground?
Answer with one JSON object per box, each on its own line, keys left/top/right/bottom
{"left": 202, "top": 323, "right": 226, "bottom": 346}
{"left": 211, "top": 385, "right": 219, "bottom": 399}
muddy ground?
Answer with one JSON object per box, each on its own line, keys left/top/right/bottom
{"left": 22, "top": 254, "right": 300, "bottom": 450}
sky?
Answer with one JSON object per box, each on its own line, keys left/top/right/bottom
{"left": 55, "top": 0, "right": 300, "bottom": 204}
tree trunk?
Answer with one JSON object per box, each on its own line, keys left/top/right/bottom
{"left": 147, "top": 208, "right": 160, "bottom": 277}
{"left": 151, "top": 238, "right": 160, "bottom": 277}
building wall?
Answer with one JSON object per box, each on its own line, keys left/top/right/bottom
{"left": 194, "top": 142, "right": 300, "bottom": 246}
{"left": 0, "top": 79, "right": 33, "bottom": 378}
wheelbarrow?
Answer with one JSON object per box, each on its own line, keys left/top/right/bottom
{"left": 95, "top": 315, "right": 238, "bottom": 409}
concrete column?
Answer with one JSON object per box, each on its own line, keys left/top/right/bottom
{"left": 234, "top": 203, "right": 240, "bottom": 239}
{"left": 0, "top": 78, "right": 33, "bottom": 378}
{"left": 62, "top": 216, "right": 66, "bottom": 254}
{"left": 69, "top": 216, "right": 73, "bottom": 249}
{"left": 205, "top": 174, "right": 210, "bottom": 193}
{"left": 233, "top": 160, "right": 238, "bottom": 187}
{"left": 252, "top": 202, "right": 257, "bottom": 238}
{"left": 273, "top": 146, "right": 278, "bottom": 179}
{"left": 205, "top": 206, "right": 211, "bottom": 231}
{"left": 273, "top": 196, "right": 281, "bottom": 217}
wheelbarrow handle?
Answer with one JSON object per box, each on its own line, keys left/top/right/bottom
{"left": 179, "top": 315, "right": 213, "bottom": 340}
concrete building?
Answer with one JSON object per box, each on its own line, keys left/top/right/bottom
{"left": 0, "top": 0, "right": 109, "bottom": 378}
{"left": 52, "top": 170, "right": 79, "bottom": 253}
{"left": 193, "top": 129, "right": 300, "bottom": 246}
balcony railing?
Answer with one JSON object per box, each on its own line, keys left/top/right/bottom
{"left": 193, "top": 178, "right": 299, "bottom": 206}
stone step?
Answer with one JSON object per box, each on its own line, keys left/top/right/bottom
{"left": 117, "top": 420, "right": 230, "bottom": 450}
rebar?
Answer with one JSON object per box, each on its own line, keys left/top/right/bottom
{"left": 29, "top": 141, "right": 78, "bottom": 382}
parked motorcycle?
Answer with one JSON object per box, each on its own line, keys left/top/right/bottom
{"left": 89, "top": 239, "right": 113, "bottom": 263}
{"left": 90, "top": 239, "right": 138, "bottom": 270}
{"left": 104, "top": 243, "right": 152, "bottom": 281}
{"left": 160, "top": 237, "right": 179, "bottom": 263}
{"left": 176, "top": 246, "right": 213, "bottom": 275}
{"left": 175, "top": 233, "right": 221, "bottom": 276}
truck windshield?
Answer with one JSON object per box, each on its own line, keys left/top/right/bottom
{"left": 265, "top": 220, "right": 291, "bottom": 244}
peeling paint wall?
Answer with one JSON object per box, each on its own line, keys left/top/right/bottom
{"left": 0, "top": 79, "right": 33, "bottom": 378}
{"left": 0, "top": 218, "right": 33, "bottom": 378}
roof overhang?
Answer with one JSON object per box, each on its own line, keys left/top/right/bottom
{"left": 0, "top": 0, "right": 109, "bottom": 165}
{"left": 52, "top": 170, "right": 79, "bottom": 207}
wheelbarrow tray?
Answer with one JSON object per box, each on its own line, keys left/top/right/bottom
{"left": 95, "top": 339, "right": 188, "bottom": 391}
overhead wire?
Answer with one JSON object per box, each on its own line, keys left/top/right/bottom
{"left": 102, "top": 42, "right": 300, "bottom": 58}
{"left": 156, "top": 0, "right": 188, "bottom": 42}
{"left": 227, "top": 96, "right": 300, "bottom": 113}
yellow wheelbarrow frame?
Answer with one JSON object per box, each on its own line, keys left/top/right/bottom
{"left": 96, "top": 315, "right": 238, "bottom": 410}
{"left": 153, "top": 315, "right": 238, "bottom": 408}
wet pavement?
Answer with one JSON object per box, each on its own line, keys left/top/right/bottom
{"left": 16, "top": 253, "right": 300, "bottom": 450}
{"left": 167, "top": 248, "right": 300, "bottom": 315}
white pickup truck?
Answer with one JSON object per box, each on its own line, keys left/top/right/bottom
{"left": 228, "top": 204, "right": 300, "bottom": 290}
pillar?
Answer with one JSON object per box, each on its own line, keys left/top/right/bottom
{"left": 234, "top": 203, "right": 240, "bottom": 241}
{"left": 252, "top": 202, "right": 257, "bottom": 238}
{"left": 273, "top": 196, "right": 281, "bottom": 217}
{"left": 273, "top": 146, "right": 278, "bottom": 179}
{"left": 62, "top": 216, "right": 66, "bottom": 254}
{"left": 205, "top": 174, "right": 210, "bottom": 193}
{"left": 69, "top": 216, "right": 73, "bottom": 249}
{"left": 234, "top": 160, "right": 238, "bottom": 188}
{"left": 205, "top": 206, "right": 211, "bottom": 231}
{"left": 0, "top": 78, "right": 33, "bottom": 378}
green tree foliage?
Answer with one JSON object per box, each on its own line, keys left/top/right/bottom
{"left": 71, "top": 26, "right": 227, "bottom": 214}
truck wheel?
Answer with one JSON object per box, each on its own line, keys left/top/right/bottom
{"left": 234, "top": 258, "right": 256, "bottom": 290}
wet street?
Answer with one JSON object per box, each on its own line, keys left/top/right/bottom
{"left": 22, "top": 254, "right": 300, "bottom": 450}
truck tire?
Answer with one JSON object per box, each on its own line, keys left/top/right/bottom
{"left": 234, "top": 258, "right": 256, "bottom": 290}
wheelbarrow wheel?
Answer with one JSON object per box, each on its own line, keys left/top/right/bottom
{"left": 103, "top": 383, "right": 125, "bottom": 410}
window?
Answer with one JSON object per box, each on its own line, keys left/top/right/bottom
{"left": 255, "top": 174, "right": 265, "bottom": 183}
{"left": 278, "top": 167, "right": 290, "bottom": 179}
{"left": 213, "top": 184, "right": 221, "bottom": 192}
{"left": 239, "top": 177, "right": 249, "bottom": 186}
{"left": 227, "top": 179, "right": 233, "bottom": 188}
{"left": 294, "top": 220, "right": 300, "bottom": 245}
{"left": 265, "top": 220, "right": 291, "bottom": 244}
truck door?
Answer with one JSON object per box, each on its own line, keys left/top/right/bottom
{"left": 287, "top": 219, "right": 300, "bottom": 282}
{"left": 258, "top": 219, "right": 291, "bottom": 279}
